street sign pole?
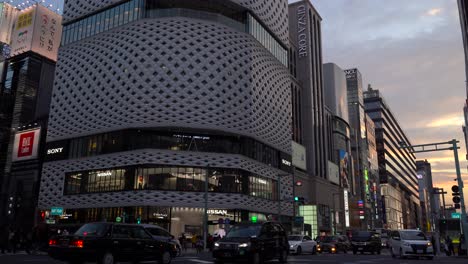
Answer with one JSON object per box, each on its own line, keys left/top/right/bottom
{"left": 451, "top": 140, "right": 468, "bottom": 253}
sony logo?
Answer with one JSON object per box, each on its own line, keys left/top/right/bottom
{"left": 282, "top": 159, "right": 292, "bottom": 166}
{"left": 297, "top": 5, "right": 308, "bottom": 58}
{"left": 47, "top": 147, "right": 63, "bottom": 155}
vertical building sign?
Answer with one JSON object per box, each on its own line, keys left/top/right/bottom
{"left": 31, "top": 4, "right": 62, "bottom": 61}
{"left": 339, "top": 150, "right": 349, "bottom": 189}
{"left": 297, "top": 5, "right": 307, "bottom": 57}
{"left": 10, "top": 8, "right": 35, "bottom": 56}
{"left": 344, "top": 189, "right": 350, "bottom": 227}
{"left": 12, "top": 128, "right": 41, "bottom": 162}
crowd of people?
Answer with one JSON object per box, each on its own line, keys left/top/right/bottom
{"left": 0, "top": 224, "right": 50, "bottom": 254}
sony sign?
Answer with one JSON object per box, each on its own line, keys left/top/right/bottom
{"left": 47, "top": 147, "right": 63, "bottom": 155}
{"left": 297, "top": 5, "right": 307, "bottom": 58}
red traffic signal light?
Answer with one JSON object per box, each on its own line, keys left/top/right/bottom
{"left": 452, "top": 185, "right": 459, "bottom": 193}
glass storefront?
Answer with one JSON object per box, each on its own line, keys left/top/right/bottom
{"left": 64, "top": 165, "right": 278, "bottom": 201}
{"left": 54, "top": 206, "right": 267, "bottom": 238}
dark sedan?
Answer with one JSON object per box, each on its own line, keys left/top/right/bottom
{"left": 48, "top": 222, "right": 175, "bottom": 264}
{"left": 317, "top": 235, "right": 351, "bottom": 254}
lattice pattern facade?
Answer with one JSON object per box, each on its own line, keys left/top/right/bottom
{"left": 41, "top": 1, "right": 293, "bottom": 217}
{"left": 38, "top": 149, "right": 293, "bottom": 215}
{"left": 62, "top": 0, "right": 289, "bottom": 45}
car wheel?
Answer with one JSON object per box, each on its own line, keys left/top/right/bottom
{"left": 279, "top": 248, "right": 288, "bottom": 263}
{"left": 158, "top": 251, "right": 172, "bottom": 264}
{"left": 251, "top": 252, "right": 261, "bottom": 264}
{"left": 391, "top": 248, "right": 396, "bottom": 258}
{"left": 176, "top": 245, "right": 182, "bottom": 257}
{"left": 377, "top": 250, "right": 381, "bottom": 255}
{"left": 100, "top": 252, "right": 114, "bottom": 264}
{"left": 312, "top": 246, "right": 317, "bottom": 255}
{"left": 296, "top": 246, "right": 302, "bottom": 255}
{"left": 399, "top": 248, "right": 405, "bottom": 259}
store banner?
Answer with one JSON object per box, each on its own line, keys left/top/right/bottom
{"left": 12, "top": 128, "right": 41, "bottom": 162}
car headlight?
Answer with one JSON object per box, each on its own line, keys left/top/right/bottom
{"left": 239, "top": 242, "right": 250, "bottom": 248}
{"left": 427, "top": 242, "right": 432, "bottom": 247}
{"left": 214, "top": 242, "right": 220, "bottom": 248}
{"left": 403, "top": 242, "right": 410, "bottom": 247}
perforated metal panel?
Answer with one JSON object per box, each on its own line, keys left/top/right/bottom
{"left": 38, "top": 149, "right": 293, "bottom": 215}
{"left": 48, "top": 17, "right": 291, "bottom": 153}
{"left": 62, "top": 0, "right": 289, "bottom": 45}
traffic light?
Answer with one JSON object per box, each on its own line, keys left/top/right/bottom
{"left": 452, "top": 185, "right": 461, "bottom": 209}
{"left": 294, "top": 196, "right": 305, "bottom": 205}
{"left": 251, "top": 216, "right": 258, "bottom": 223}
{"left": 136, "top": 216, "right": 141, "bottom": 224}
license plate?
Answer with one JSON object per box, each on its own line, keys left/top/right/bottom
{"left": 417, "top": 250, "right": 423, "bottom": 254}
{"left": 358, "top": 247, "right": 363, "bottom": 250}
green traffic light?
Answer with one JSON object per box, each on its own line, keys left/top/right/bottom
{"left": 251, "top": 216, "right": 257, "bottom": 223}
{"left": 294, "top": 196, "right": 299, "bottom": 201}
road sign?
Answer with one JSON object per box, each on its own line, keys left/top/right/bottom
{"left": 452, "top": 212, "right": 461, "bottom": 219}
{"left": 50, "top": 207, "right": 63, "bottom": 216}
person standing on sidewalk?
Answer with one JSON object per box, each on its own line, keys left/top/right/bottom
{"left": 446, "top": 235, "right": 454, "bottom": 256}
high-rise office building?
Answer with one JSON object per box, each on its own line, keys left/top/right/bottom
{"left": 0, "top": 4, "right": 61, "bottom": 229}
{"left": 364, "top": 86, "right": 419, "bottom": 230}
{"left": 458, "top": 0, "right": 468, "bottom": 161}
{"left": 345, "top": 68, "right": 381, "bottom": 229}
{"left": 38, "top": 0, "right": 293, "bottom": 235}
{"left": 416, "top": 160, "right": 435, "bottom": 232}
{"left": 323, "top": 62, "right": 351, "bottom": 234}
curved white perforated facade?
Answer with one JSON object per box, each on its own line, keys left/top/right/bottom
{"left": 40, "top": 0, "right": 292, "bottom": 219}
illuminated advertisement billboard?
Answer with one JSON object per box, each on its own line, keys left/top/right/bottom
{"left": 339, "top": 150, "right": 349, "bottom": 189}
{"left": 12, "top": 128, "right": 41, "bottom": 162}
{"left": 10, "top": 4, "right": 62, "bottom": 61}
{"left": 0, "top": 3, "right": 18, "bottom": 45}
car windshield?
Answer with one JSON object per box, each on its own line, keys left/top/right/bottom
{"left": 401, "top": 231, "right": 427, "bottom": 240}
{"left": 352, "top": 232, "right": 374, "bottom": 242}
{"left": 225, "top": 225, "right": 261, "bottom": 238}
{"left": 74, "top": 223, "right": 109, "bottom": 237}
{"left": 322, "top": 236, "right": 336, "bottom": 243}
{"left": 288, "top": 235, "right": 302, "bottom": 241}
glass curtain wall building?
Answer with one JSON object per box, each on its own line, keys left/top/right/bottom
{"left": 38, "top": 0, "right": 292, "bottom": 234}
{"left": 364, "top": 87, "right": 419, "bottom": 230}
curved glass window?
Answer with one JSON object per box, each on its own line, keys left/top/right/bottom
{"left": 61, "top": 0, "right": 288, "bottom": 66}
{"left": 64, "top": 165, "right": 278, "bottom": 201}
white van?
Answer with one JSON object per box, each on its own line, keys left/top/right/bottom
{"left": 389, "top": 230, "right": 433, "bottom": 260}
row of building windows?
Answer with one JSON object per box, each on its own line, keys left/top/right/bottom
{"left": 61, "top": 0, "right": 288, "bottom": 66}
{"left": 61, "top": 0, "right": 144, "bottom": 45}
{"left": 47, "top": 130, "right": 291, "bottom": 173}
{"left": 64, "top": 166, "right": 279, "bottom": 201}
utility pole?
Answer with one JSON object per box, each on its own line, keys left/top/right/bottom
{"left": 399, "top": 139, "right": 468, "bottom": 253}
{"left": 203, "top": 165, "right": 209, "bottom": 252}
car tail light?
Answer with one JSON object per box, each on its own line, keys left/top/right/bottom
{"left": 70, "top": 239, "right": 84, "bottom": 248}
{"left": 48, "top": 239, "right": 57, "bottom": 246}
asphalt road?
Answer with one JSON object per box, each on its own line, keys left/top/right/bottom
{"left": 0, "top": 250, "right": 466, "bottom": 264}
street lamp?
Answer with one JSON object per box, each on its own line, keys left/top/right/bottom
{"left": 399, "top": 139, "right": 468, "bottom": 253}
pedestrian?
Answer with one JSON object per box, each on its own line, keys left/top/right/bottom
{"left": 0, "top": 225, "right": 8, "bottom": 254}
{"left": 196, "top": 236, "right": 203, "bottom": 254}
{"left": 431, "top": 235, "right": 436, "bottom": 255}
{"left": 191, "top": 234, "right": 197, "bottom": 248}
{"left": 179, "top": 234, "right": 187, "bottom": 251}
{"left": 445, "top": 235, "right": 454, "bottom": 256}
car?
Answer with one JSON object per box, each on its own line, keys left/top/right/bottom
{"left": 351, "top": 231, "right": 382, "bottom": 254}
{"left": 317, "top": 235, "right": 351, "bottom": 254}
{"left": 141, "top": 224, "right": 182, "bottom": 257}
{"left": 389, "top": 229, "right": 434, "bottom": 260}
{"left": 288, "top": 234, "right": 317, "bottom": 255}
{"left": 212, "top": 221, "right": 289, "bottom": 264}
{"left": 48, "top": 222, "right": 176, "bottom": 264}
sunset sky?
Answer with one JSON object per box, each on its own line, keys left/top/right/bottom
{"left": 10, "top": 0, "right": 468, "bottom": 199}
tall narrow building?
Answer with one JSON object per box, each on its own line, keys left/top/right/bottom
{"left": 38, "top": 0, "right": 294, "bottom": 235}
{"left": 364, "top": 86, "right": 419, "bottom": 230}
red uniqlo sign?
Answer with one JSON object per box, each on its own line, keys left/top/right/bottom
{"left": 17, "top": 131, "right": 35, "bottom": 157}
{"left": 12, "top": 128, "right": 41, "bottom": 162}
